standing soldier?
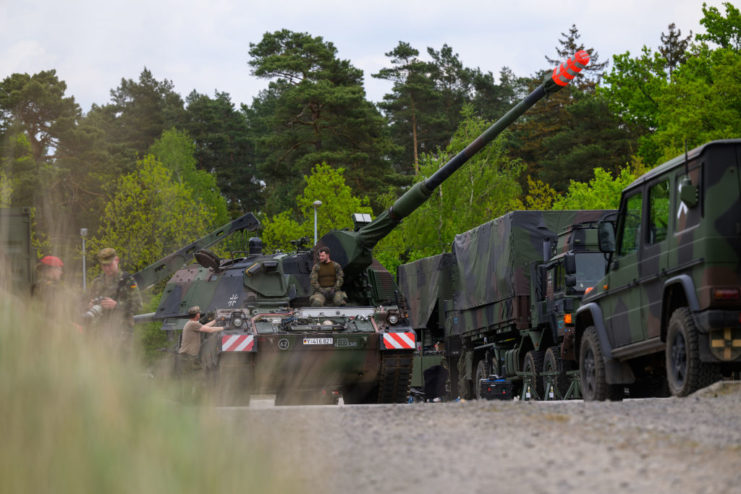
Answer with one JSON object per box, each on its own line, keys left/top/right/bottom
{"left": 32, "top": 255, "right": 64, "bottom": 300}
{"left": 309, "top": 246, "right": 347, "bottom": 306}
{"left": 32, "top": 255, "right": 65, "bottom": 316}
{"left": 176, "top": 305, "right": 225, "bottom": 374}
{"left": 87, "top": 248, "right": 142, "bottom": 355}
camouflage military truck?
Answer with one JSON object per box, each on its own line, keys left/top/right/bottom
{"left": 0, "top": 207, "right": 35, "bottom": 295}
{"left": 575, "top": 140, "right": 741, "bottom": 400}
{"left": 399, "top": 209, "right": 614, "bottom": 400}
{"left": 135, "top": 49, "right": 591, "bottom": 405}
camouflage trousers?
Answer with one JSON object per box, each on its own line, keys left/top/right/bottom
{"left": 174, "top": 353, "right": 202, "bottom": 377}
{"left": 457, "top": 350, "right": 473, "bottom": 399}
{"left": 310, "top": 289, "right": 347, "bottom": 307}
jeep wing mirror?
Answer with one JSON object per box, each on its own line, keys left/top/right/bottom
{"left": 679, "top": 176, "right": 698, "bottom": 208}
{"left": 598, "top": 221, "right": 616, "bottom": 253}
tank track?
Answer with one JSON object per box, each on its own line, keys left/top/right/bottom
{"left": 376, "top": 350, "right": 414, "bottom": 403}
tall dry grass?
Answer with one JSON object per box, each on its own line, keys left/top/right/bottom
{"left": 0, "top": 289, "right": 301, "bottom": 494}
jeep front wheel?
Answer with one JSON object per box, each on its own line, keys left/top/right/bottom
{"left": 579, "top": 327, "right": 622, "bottom": 401}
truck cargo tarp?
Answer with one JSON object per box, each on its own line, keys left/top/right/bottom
{"left": 453, "top": 211, "right": 553, "bottom": 311}
{"left": 452, "top": 211, "right": 610, "bottom": 311}
{"left": 398, "top": 254, "right": 445, "bottom": 329}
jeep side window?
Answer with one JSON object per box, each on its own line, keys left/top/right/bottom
{"left": 648, "top": 179, "right": 670, "bottom": 244}
{"left": 617, "top": 192, "right": 643, "bottom": 256}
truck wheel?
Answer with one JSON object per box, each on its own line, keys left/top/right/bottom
{"left": 543, "top": 347, "right": 569, "bottom": 399}
{"left": 474, "top": 359, "right": 488, "bottom": 400}
{"left": 666, "top": 307, "right": 722, "bottom": 397}
{"left": 579, "top": 326, "right": 622, "bottom": 401}
{"left": 523, "top": 350, "right": 544, "bottom": 399}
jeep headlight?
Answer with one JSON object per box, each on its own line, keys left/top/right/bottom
{"left": 387, "top": 314, "right": 399, "bottom": 325}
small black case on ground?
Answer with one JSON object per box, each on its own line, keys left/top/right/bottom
{"left": 480, "top": 377, "right": 514, "bottom": 400}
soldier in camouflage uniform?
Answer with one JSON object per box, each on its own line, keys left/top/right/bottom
{"left": 309, "top": 246, "right": 347, "bottom": 306}
{"left": 87, "top": 248, "right": 142, "bottom": 354}
{"left": 32, "top": 256, "right": 64, "bottom": 301}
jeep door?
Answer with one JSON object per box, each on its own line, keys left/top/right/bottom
{"left": 603, "top": 189, "right": 647, "bottom": 347}
{"left": 641, "top": 178, "right": 672, "bottom": 341}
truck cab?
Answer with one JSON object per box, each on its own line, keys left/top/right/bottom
{"left": 575, "top": 140, "right": 741, "bottom": 399}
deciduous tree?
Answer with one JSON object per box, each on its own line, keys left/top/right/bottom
{"left": 246, "top": 30, "right": 396, "bottom": 214}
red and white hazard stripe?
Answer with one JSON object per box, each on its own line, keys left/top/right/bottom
{"left": 382, "top": 332, "right": 415, "bottom": 350}
{"left": 221, "top": 334, "right": 255, "bottom": 352}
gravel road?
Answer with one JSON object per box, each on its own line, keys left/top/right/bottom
{"left": 218, "top": 382, "right": 741, "bottom": 494}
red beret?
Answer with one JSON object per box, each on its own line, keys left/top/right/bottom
{"left": 40, "top": 255, "right": 64, "bottom": 267}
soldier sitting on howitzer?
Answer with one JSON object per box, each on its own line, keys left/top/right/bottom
{"left": 309, "top": 246, "right": 347, "bottom": 306}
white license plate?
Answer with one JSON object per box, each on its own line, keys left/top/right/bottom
{"left": 302, "top": 337, "right": 333, "bottom": 345}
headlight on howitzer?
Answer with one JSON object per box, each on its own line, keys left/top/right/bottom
{"left": 230, "top": 311, "right": 246, "bottom": 329}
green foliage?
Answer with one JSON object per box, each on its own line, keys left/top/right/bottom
{"left": 697, "top": 2, "right": 741, "bottom": 50}
{"left": 373, "top": 41, "right": 515, "bottom": 175}
{"left": 103, "top": 68, "right": 186, "bottom": 159}
{"left": 136, "top": 291, "right": 170, "bottom": 363}
{"left": 552, "top": 158, "right": 649, "bottom": 210}
{"left": 524, "top": 176, "right": 559, "bottom": 210}
{"left": 599, "top": 4, "right": 741, "bottom": 167}
{"left": 90, "top": 154, "right": 216, "bottom": 273}
{"left": 512, "top": 25, "right": 615, "bottom": 190}
{"left": 0, "top": 70, "right": 80, "bottom": 162}
{"left": 297, "top": 162, "right": 372, "bottom": 234}
{"left": 0, "top": 133, "right": 34, "bottom": 206}
{"left": 0, "top": 71, "right": 85, "bottom": 245}
{"left": 0, "top": 169, "right": 10, "bottom": 207}
{"left": 537, "top": 93, "right": 636, "bottom": 191}
{"left": 651, "top": 46, "right": 741, "bottom": 161}
{"left": 246, "top": 30, "right": 397, "bottom": 214}
{"left": 261, "top": 210, "right": 306, "bottom": 253}
{"left": 149, "top": 128, "right": 229, "bottom": 226}
{"left": 182, "top": 91, "right": 259, "bottom": 213}
{"left": 261, "top": 163, "right": 372, "bottom": 253}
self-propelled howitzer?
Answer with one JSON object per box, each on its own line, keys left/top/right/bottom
{"left": 319, "top": 50, "right": 591, "bottom": 277}
{"left": 145, "top": 51, "right": 590, "bottom": 406}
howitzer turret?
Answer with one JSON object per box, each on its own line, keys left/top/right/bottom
{"left": 320, "top": 50, "right": 590, "bottom": 277}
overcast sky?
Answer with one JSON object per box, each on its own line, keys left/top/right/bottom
{"left": 0, "top": 0, "right": 727, "bottom": 113}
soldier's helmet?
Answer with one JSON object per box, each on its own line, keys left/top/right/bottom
{"left": 97, "top": 248, "right": 117, "bottom": 265}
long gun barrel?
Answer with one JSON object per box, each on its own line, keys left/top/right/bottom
{"left": 320, "top": 51, "right": 590, "bottom": 272}
{"left": 359, "top": 50, "right": 590, "bottom": 246}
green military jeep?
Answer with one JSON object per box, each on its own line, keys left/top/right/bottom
{"left": 575, "top": 140, "right": 741, "bottom": 400}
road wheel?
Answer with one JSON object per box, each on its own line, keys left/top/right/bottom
{"left": 542, "top": 346, "right": 569, "bottom": 399}
{"left": 666, "top": 307, "right": 722, "bottom": 396}
{"left": 579, "top": 327, "right": 622, "bottom": 401}
{"left": 522, "top": 350, "right": 544, "bottom": 399}
{"left": 473, "top": 359, "right": 488, "bottom": 400}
